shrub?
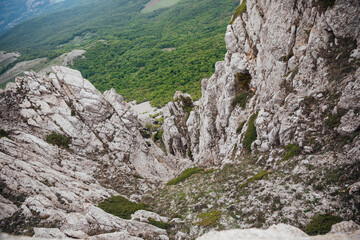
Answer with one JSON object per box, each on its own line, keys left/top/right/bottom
{"left": 233, "top": 92, "right": 251, "bottom": 108}
{"left": 305, "top": 214, "right": 342, "bottom": 235}
{"left": 240, "top": 171, "right": 271, "bottom": 189}
{"left": 98, "top": 195, "right": 148, "bottom": 219}
{"left": 281, "top": 143, "right": 300, "bottom": 162}
{"left": 139, "top": 128, "right": 151, "bottom": 139}
{"left": 230, "top": 0, "right": 247, "bottom": 24}
{"left": 236, "top": 121, "right": 246, "bottom": 134}
{"left": 234, "top": 72, "right": 252, "bottom": 92}
{"left": 0, "top": 129, "right": 9, "bottom": 139}
{"left": 148, "top": 218, "right": 169, "bottom": 229}
{"left": 325, "top": 113, "right": 342, "bottom": 128}
{"left": 45, "top": 132, "right": 71, "bottom": 148}
{"left": 196, "top": 210, "right": 222, "bottom": 227}
{"left": 167, "top": 167, "right": 204, "bottom": 185}
{"left": 180, "top": 95, "right": 194, "bottom": 114}
{"left": 153, "top": 129, "right": 164, "bottom": 142}
{"left": 313, "top": 0, "right": 336, "bottom": 12}
{"left": 232, "top": 72, "right": 253, "bottom": 108}
{"left": 187, "top": 148, "right": 193, "bottom": 160}
{"left": 156, "top": 117, "right": 164, "bottom": 123}
{"left": 279, "top": 51, "right": 294, "bottom": 62}
{"left": 243, "top": 113, "right": 257, "bottom": 153}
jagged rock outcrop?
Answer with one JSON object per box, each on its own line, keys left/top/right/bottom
{"left": 0, "top": 66, "right": 183, "bottom": 238}
{"left": 162, "top": 0, "right": 360, "bottom": 165}
{"left": 162, "top": 92, "right": 195, "bottom": 159}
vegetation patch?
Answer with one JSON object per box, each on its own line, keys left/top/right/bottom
{"left": 230, "top": 0, "right": 247, "bottom": 24}
{"left": 243, "top": 113, "right": 257, "bottom": 153}
{"left": 279, "top": 51, "right": 294, "bottom": 62}
{"left": 305, "top": 214, "right": 342, "bottom": 235}
{"left": 320, "top": 37, "right": 359, "bottom": 82}
{"left": 177, "top": 95, "right": 194, "bottom": 114}
{"left": 234, "top": 72, "right": 252, "bottom": 91}
{"left": 153, "top": 129, "right": 164, "bottom": 142}
{"left": 196, "top": 210, "right": 222, "bottom": 227}
{"left": 281, "top": 144, "right": 300, "bottom": 162}
{"left": 148, "top": 218, "right": 169, "bottom": 230}
{"left": 98, "top": 195, "right": 148, "bottom": 220}
{"left": 233, "top": 92, "right": 251, "bottom": 109}
{"left": 313, "top": 0, "right": 336, "bottom": 12}
{"left": 0, "top": 129, "right": 10, "bottom": 139}
{"left": 139, "top": 128, "right": 151, "bottom": 139}
{"left": 1, "top": 0, "right": 238, "bottom": 106}
{"left": 45, "top": 132, "right": 71, "bottom": 148}
{"left": 233, "top": 72, "right": 252, "bottom": 108}
{"left": 236, "top": 121, "right": 246, "bottom": 134}
{"left": 325, "top": 112, "right": 342, "bottom": 128}
{"left": 240, "top": 171, "right": 271, "bottom": 189}
{"left": 167, "top": 167, "right": 204, "bottom": 185}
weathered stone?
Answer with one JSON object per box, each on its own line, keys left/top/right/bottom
{"left": 33, "top": 228, "right": 66, "bottom": 239}
{"left": 196, "top": 223, "right": 360, "bottom": 240}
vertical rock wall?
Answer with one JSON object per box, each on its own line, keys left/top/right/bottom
{"left": 162, "top": 0, "right": 360, "bottom": 165}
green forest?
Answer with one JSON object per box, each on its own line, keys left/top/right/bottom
{"left": 0, "top": 0, "right": 239, "bottom": 106}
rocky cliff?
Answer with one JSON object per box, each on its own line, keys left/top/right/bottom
{"left": 0, "top": 0, "right": 360, "bottom": 239}
{"left": 0, "top": 66, "right": 188, "bottom": 239}
{"left": 163, "top": 0, "right": 360, "bottom": 165}
{"left": 157, "top": 0, "right": 360, "bottom": 238}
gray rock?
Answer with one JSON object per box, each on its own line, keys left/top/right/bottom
{"left": 196, "top": 223, "right": 360, "bottom": 240}
{"left": 330, "top": 221, "right": 360, "bottom": 234}
{"left": 338, "top": 110, "right": 360, "bottom": 137}
{"left": 33, "top": 228, "right": 66, "bottom": 239}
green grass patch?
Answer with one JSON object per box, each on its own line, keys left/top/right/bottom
{"left": 196, "top": 210, "right": 222, "bottom": 227}
{"left": 281, "top": 143, "right": 300, "bottom": 162}
{"left": 167, "top": 167, "right": 204, "bottom": 185}
{"left": 230, "top": 0, "right": 247, "bottom": 24}
{"left": 45, "top": 132, "right": 71, "bottom": 148}
{"left": 240, "top": 171, "right": 271, "bottom": 189}
{"left": 148, "top": 218, "right": 169, "bottom": 229}
{"left": 98, "top": 195, "right": 148, "bottom": 220}
{"left": 0, "top": 129, "right": 10, "bottom": 139}
{"left": 243, "top": 113, "right": 257, "bottom": 153}
{"left": 236, "top": 121, "right": 246, "bottom": 134}
{"left": 305, "top": 214, "right": 342, "bottom": 235}
{"left": 233, "top": 92, "right": 251, "bottom": 109}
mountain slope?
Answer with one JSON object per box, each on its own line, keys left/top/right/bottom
{"left": 0, "top": 0, "right": 238, "bottom": 106}
{"left": 72, "top": 0, "right": 237, "bottom": 106}
{"left": 0, "top": 0, "right": 88, "bottom": 34}
{"left": 0, "top": 0, "right": 359, "bottom": 239}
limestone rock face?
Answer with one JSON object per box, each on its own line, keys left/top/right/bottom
{"left": 162, "top": 0, "right": 360, "bottom": 165}
{"left": 196, "top": 222, "right": 360, "bottom": 240}
{"left": 0, "top": 66, "right": 177, "bottom": 238}
{"left": 162, "top": 92, "right": 194, "bottom": 159}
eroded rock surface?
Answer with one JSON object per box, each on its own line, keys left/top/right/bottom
{"left": 162, "top": 0, "right": 360, "bottom": 165}
{"left": 0, "top": 66, "right": 181, "bottom": 238}
{"left": 196, "top": 222, "right": 360, "bottom": 240}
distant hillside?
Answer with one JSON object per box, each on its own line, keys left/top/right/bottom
{"left": 0, "top": 0, "right": 238, "bottom": 106}
{"left": 0, "top": 0, "right": 87, "bottom": 34}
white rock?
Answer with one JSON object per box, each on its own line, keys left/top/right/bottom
{"left": 33, "top": 228, "right": 66, "bottom": 238}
